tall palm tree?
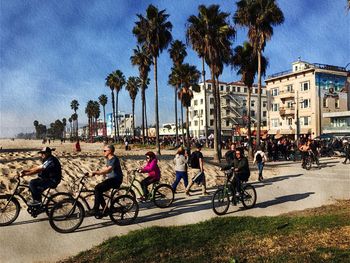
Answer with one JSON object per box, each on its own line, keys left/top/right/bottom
{"left": 126, "top": 77, "right": 140, "bottom": 139}
{"left": 168, "top": 40, "right": 187, "bottom": 146}
{"left": 70, "top": 99, "right": 79, "bottom": 138}
{"left": 68, "top": 117, "right": 73, "bottom": 139}
{"left": 176, "top": 63, "right": 200, "bottom": 149}
{"left": 92, "top": 101, "right": 100, "bottom": 136}
{"left": 133, "top": 4, "right": 173, "bottom": 155}
{"left": 105, "top": 73, "right": 117, "bottom": 141}
{"left": 71, "top": 113, "right": 78, "bottom": 138}
{"left": 111, "top": 70, "right": 126, "bottom": 140}
{"left": 232, "top": 41, "right": 268, "bottom": 158}
{"left": 186, "top": 5, "right": 235, "bottom": 161}
{"left": 85, "top": 100, "right": 94, "bottom": 141}
{"left": 130, "top": 45, "right": 152, "bottom": 143}
{"left": 62, "top": 118, "right": 67, "bottom": 139}
{"left": 98, "top": 94, "right": 108, "bottom": 137}
{"left": 33, "top": 120, "right": 39, "bottom": 139}
{"left": 234, "top": 0, "right": 284, "bottom": 145}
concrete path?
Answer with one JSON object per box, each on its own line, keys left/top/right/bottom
{"left": 0, "top": 158, "right": 349, "bottom": 263}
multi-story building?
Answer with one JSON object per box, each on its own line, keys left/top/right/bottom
{"left": 265, "top": 59, "right": 350, "bottom": 138}
{"left": 106, "top": 112, "right": 135, "bottom": 137}
{"left": 189, "top": 80, "right": 268, "bottom": 138}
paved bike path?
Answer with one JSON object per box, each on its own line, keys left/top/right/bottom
{"left": 0, "top": 158, "right": 349, "bottom": 263}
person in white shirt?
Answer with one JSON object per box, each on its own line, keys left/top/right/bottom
{"left": 253, "top": 146, "right": 267, "bottom": 181}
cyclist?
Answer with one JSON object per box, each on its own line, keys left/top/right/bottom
{"left": 138, "top": 151, "right": 161, "bottom": 201}
{"left": 309, "top": 139, "right": 320, "bottom": 166}
{"left": 90, "top": 144, "right": 123, "bottom": 216}
{"left": 232, "top": 150, "right": 250, "bottom": 196}
{"left": 21, "top": 147, "right": 62, "bottom": 206}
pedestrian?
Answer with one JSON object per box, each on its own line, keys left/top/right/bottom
{"left": 185, "top": 143, "right": 208, "bottom": 196}
{"left": 343, "top": 140, "right": 350, "bottom": 164}
{"left": 75, "top": 139, "right": 81, "bottom": 152}
{"left": 253, "top": 146, "right": 267, "bottom": 181}
{"left": 171, "top": 146, "right": 188, "bottom": 193}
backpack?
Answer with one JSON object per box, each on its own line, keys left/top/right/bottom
{"left": 256, "top": 152, "right": 263, "bottom": 163}
{"left": 188, "top": 152, "right": 199, "bottom": 168}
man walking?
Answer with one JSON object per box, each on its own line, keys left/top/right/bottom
{"left": 253, "top": 146, "right": 267, "bottom": 181}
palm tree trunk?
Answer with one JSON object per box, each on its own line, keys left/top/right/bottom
{"left": 181, "top": 103, "right": 184, "bottom": 145}
{"left": 216, "top": 77, "right": 222, "bottom": 159}
{"left": 211, "top": 68, "right": 220, "bottom": 162}
{"left": 247, "top": 86, "right": 253, "bottom": 160}
{"left": 175, "top": 85, "right": 179, "bottom": 146}
{"left": 116, "top": 91, "right": 120, "bottom": 140}
{"left": 111, "top": 90, "right": 117, "bottom": 142}
{"left": 154, "top": 57, "right": 161, "bottom": 155}
{"left": 202, "top": 57, "right": 209, "bottom": 148}
{"left": 186, "top": 105, "right": 190, "bottom": 149}
{"left": 141, "top": 86, "right": 145, "bottom": 144}
{"left": 145, "top": 94, "right": 149, "bottom": 138}
{"left": 103, "top": 106, "right": 106, "bottom": 138}
{"left": 132, "top": 100, "right": 135, "bottom": 139}
{"left": 257, "top": 49, "right": 262, "bottom": 146}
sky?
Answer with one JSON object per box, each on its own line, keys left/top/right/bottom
{"left": 1, "top": 0, "right": 349, "bottom": 138}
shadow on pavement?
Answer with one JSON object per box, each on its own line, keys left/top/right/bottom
{"left": 255, "top": 192, "right": 315, "bottom": 209}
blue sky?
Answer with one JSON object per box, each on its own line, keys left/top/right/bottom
{"left": 1, "top": 0, "right": 349, "bottom": 138}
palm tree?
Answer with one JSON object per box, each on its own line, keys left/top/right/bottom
{"left": 186, "top": 5, "right": 235, "bottom": 161}
{"left": 130, "top": 45, "right": 152, "bottom": 143}
{"left": 98, "top": 94, "right": 108, "bottom": 137}
{"left": 234, "top": 0, "right": 284, "bottom": 145}
{"left": 126, "top": 77, "right": 140, "bottom": 139}
{"left": 85, "top": 100, "right": 94, "bottom": 141}
{"left": 33, "top": 120, "right": 39, "bottom": 139}
{"left": 133, "top": 4, "right": 173, "bottom": 155}
{"left": 105, "top": 73, "right": 117, "bottom": 141}
{"left": 176, "top": 63, "right": 200, "bottom": 149}
{"left": 92, "top": 101, "right": 100, "bottom": 136}
{"left": 62, "top": 118, "right": 67, "bottom": 139}
{"left": 168, "top": 40, "right": 187, "bottom": 146}
{"left": 111, "top": 70, "right": 126, "bottom": 140}
{"left": 232, "top": 41, "right": 268, "bottom": 158}
{"left": 68, "top": 117, "right": 73, "bottom": 139}
{"left": 71, "top": 113, "right": 78, "bottom": 138}
{"left": 70, "top": 99, "right": 79, "bottom": 138}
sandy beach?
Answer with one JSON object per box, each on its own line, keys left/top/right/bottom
{"left": 0, "top": 139, "right": 266, "bottom": 196}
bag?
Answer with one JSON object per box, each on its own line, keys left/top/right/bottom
{"left": 192, "top": 171, "right": 204, "bottom": 185}
{"left": 188, "top": 152, "right": 199, "bottom": 168}
{"left": 256, "top": 153, "right": 263, "bottom": 163}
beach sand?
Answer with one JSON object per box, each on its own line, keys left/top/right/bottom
{"left": 0, "top": 139, "right": 266, "bottom": 196}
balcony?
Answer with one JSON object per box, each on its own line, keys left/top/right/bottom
{"left": 279, "top": 89, "right": 295, "bottom": 101}
{"left": 279, "top": 107, "right": 295, "bottom": 116}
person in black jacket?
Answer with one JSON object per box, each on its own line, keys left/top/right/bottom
{"left": 232, "top": 150, "right": 250, "bottom": 195}
{"left": 343, "top": 140, "right": 350, "bottom": 164}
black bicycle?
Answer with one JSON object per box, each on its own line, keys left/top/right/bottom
{"left": 49, "top": 173, "right": 139, "bottom": 233}
{"left": 212, "top": 169, "right": 257, "bottom": 215}
{"left": 0, "top": 175, "right": 72, "bottom": 226}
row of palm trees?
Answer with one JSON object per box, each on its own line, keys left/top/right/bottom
{"left": 100, "top": 1, "right": 284, "bottom": 161}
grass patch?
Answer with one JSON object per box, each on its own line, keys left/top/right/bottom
{"left": 61, "top": 201, "right": 350, "bottom": 263}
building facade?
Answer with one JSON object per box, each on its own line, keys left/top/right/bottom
{"left": 189, "top": 80, "right": 268, "bottom": 138}
{"left": 265, "top": 60, "right": 350, "bottom": 138}
{"left": 106, "top": 112, "right": 134, "bottom": 137}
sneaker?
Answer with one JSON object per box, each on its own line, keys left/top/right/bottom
{"left": 27, "top": 200, "right": 41, "bottom": 206}
{"left": 138, "top": 196, "right": 147, "bottom": 202}
{"left": 88, "top": 208, "right": 100, "bottom": 216}
{"left": 258, "top": 176, "right": 264, "bottom": 182}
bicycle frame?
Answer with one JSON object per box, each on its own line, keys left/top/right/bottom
{"left": 124, "top": 171, "right": 158, "bottom": 199}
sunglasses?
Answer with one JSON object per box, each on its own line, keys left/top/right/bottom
{"left": 103, "top": 149, "right": 110, "bottom": 152}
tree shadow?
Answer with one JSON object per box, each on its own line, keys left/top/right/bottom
{"left": 254, "top": 192, "right": 315, "bottom": 209}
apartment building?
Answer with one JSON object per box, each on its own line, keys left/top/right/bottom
{"left": 106, "top": 112, "right": 134, "bottom": 137}
{"left": 189, "top": 80, "right": 268, "bottom": 138}
{"left": 265, "top": 59, "right": 350, "bottom": 138}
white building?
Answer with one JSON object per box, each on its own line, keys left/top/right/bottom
{"left": 189, "top": 80, "right": 268, "bottom": 138}
{"left": 106, "top": 112, "right": 135, "bottom": 137}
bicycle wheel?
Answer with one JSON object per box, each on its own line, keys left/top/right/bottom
{"left": 45, "top": 192, "right": 73, "bottom": 216}
{"left": 109, "top": 195, "right": 139, "bottom": 225}
{"left": 49, "top": 199, "right": 84, "bottom": 233}
{"left": 153, "top": 184, "right": 174, "bottom": 208}
{"left": 241, "top": 185, "right": 257, "bottom": 209}
{"left": 0, "top": 196, "right": 20, "bottom": 226}
{"left": 212, "top": 188, "right": 230, "bottom": 215}
{"left": 117, "top": 187, "right": 136, "bottom": 200}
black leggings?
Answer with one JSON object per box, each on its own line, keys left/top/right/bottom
{"left": 93, "top": 178, "right": 121, "bottom": 210}
{"left": 140, "top": 177, "right": 159, "bottom": 197}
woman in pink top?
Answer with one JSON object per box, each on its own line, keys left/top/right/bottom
{"left": 138, "top": 151, "right": 161, "bottom": 200}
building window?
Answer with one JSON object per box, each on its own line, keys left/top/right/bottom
{"left": 323, "top": 98, "right": 328, "bottom": 108}
{"left": 335, "top": 98, "right": 340, "bottom": 108}
{"left": 255, "top": 89, "right": 258, "bottom": 94}
{"left": 242, "top": 100, "right": 247, "bottom": 107}
{"left": 226, "top": 99, "right": 230, "bottom": 104}
{"left": 232, "top": 86, "right": 236, "bottom": 92}
{"left": 210, "top": 98, "right": 214, "bottom": 104}
{"left": 244, "top": 87, "right": 248, "bottom": 93}
{"left": 288, "top": 118, "right": 293, "bottom": 126}
{"left": 226, "top": 86, "right": 230, "bottom": 92}
{"left": 237, "top": 87, "right": 241, "bottom": 92}
{"left": 287, "top": 84, "right": 293, "bottom": 92}
{"left": 272, "top": 103, "right": 279, "bottom": 112}
{"left": 201, "top": 120, "right": 203, "bottom": 125}
{"left": 200, "top": 99, "right": 203, "bottom": 104}
{"left": 263, "top": 111, "right": 267, "bottom": 117}
{"left": 251, "top": 101, "right": 255, "bottom": 107}
{"left": 194, "top": 110, "right": 198, "bottom": 116}
{"left": 301, "top": 81, "right": 310, "bottom": 91}
{"left": 208, "top": 84, "right": 212, "bottom": 90}
{"left": 189, "top": 121, "right": 191, "bottom": 126}
{"left": 287, "top": 101, "right": 293, "bottom": 108}
{"left": 210, "top": 109, "right": 214, "bottom": 115}
{"left": 210, "top": 119, "right": 214, "bottom": 126}
{"left": 200, "top": 109, "right": 203, "bottom": 114}
{"left": 194, "top": 120, "right": 198, "bottom": 126}
{"left": 226, "top": 120, "right": 230, "bottom": 127}
{"left": 272, "top": 88, "right": 279, "bottom": 96}
{"left": 242, "top": 109, "right": 247, "bottom": 115}
{"left": 194, "top": 100, "right": 198, "bottom": 106}
{"left": 301, "top": 99, "right": 310, "bottom": 108}
{"left": 262, "top": 120, "right": 267, "bottom": 126}
{"left": 251, "top": 110, "right": 255, "bottom": 117}
{"left": 300, "top": 116, "right": 311, "bottom": 126}
{"left": 220, "top": 85, "right": 224, "bottom": 91}
{"left": 271, "top": 119, "right": 279, "bottom": 128}
{"left": 263, "top": 101, "right": 267, "bottom": 108}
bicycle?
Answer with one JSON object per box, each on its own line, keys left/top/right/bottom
{"left": 119, "top": 170, "right": 174, "bottom": 208}
{"left": 48, "top": 173, "right": 139, "bottom": 233}
{"left": 302, "top": 150, "right": 320, "bottom": 170}
{"left": 212, "top": 168, "right": 257, "bottom": 216}
{"left": 0, "top": 174, "right": 72, "bottom": 226}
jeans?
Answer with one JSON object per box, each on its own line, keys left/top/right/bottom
{"left": 172, "top": 171, "right": 188, "bottom": 191}
{"left": 257, "top": 162, "right": 264, "bottom": 178}
{"left": 29, "top": 177, "right": 57, "bottom": 202}
{"left": 93, "top": 177, "right": 122, "bottom": 210}
{"left": 140, "top": 177, "right": 159, "bottom": 197}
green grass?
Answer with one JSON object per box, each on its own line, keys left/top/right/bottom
{"left": 61, "top": 201, "right": 350, "bottom": 263}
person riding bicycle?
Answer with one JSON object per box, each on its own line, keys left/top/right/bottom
{"left": 21, "top": 147, "right": 62, "bottom": 206}
{"left": 232, "top": 150, "right": 250, "bottom": 195}
{"left": 309, "top": 139, "right": 320, "bottom": 165}
{"left": 138, "top": 151, "right": 161, "bottom": 201}
{"left": 299, "top": 141, "right": 310, "bottom": 168}
{"left": 90, "top": 144, "right": 123, "bottom": 216}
